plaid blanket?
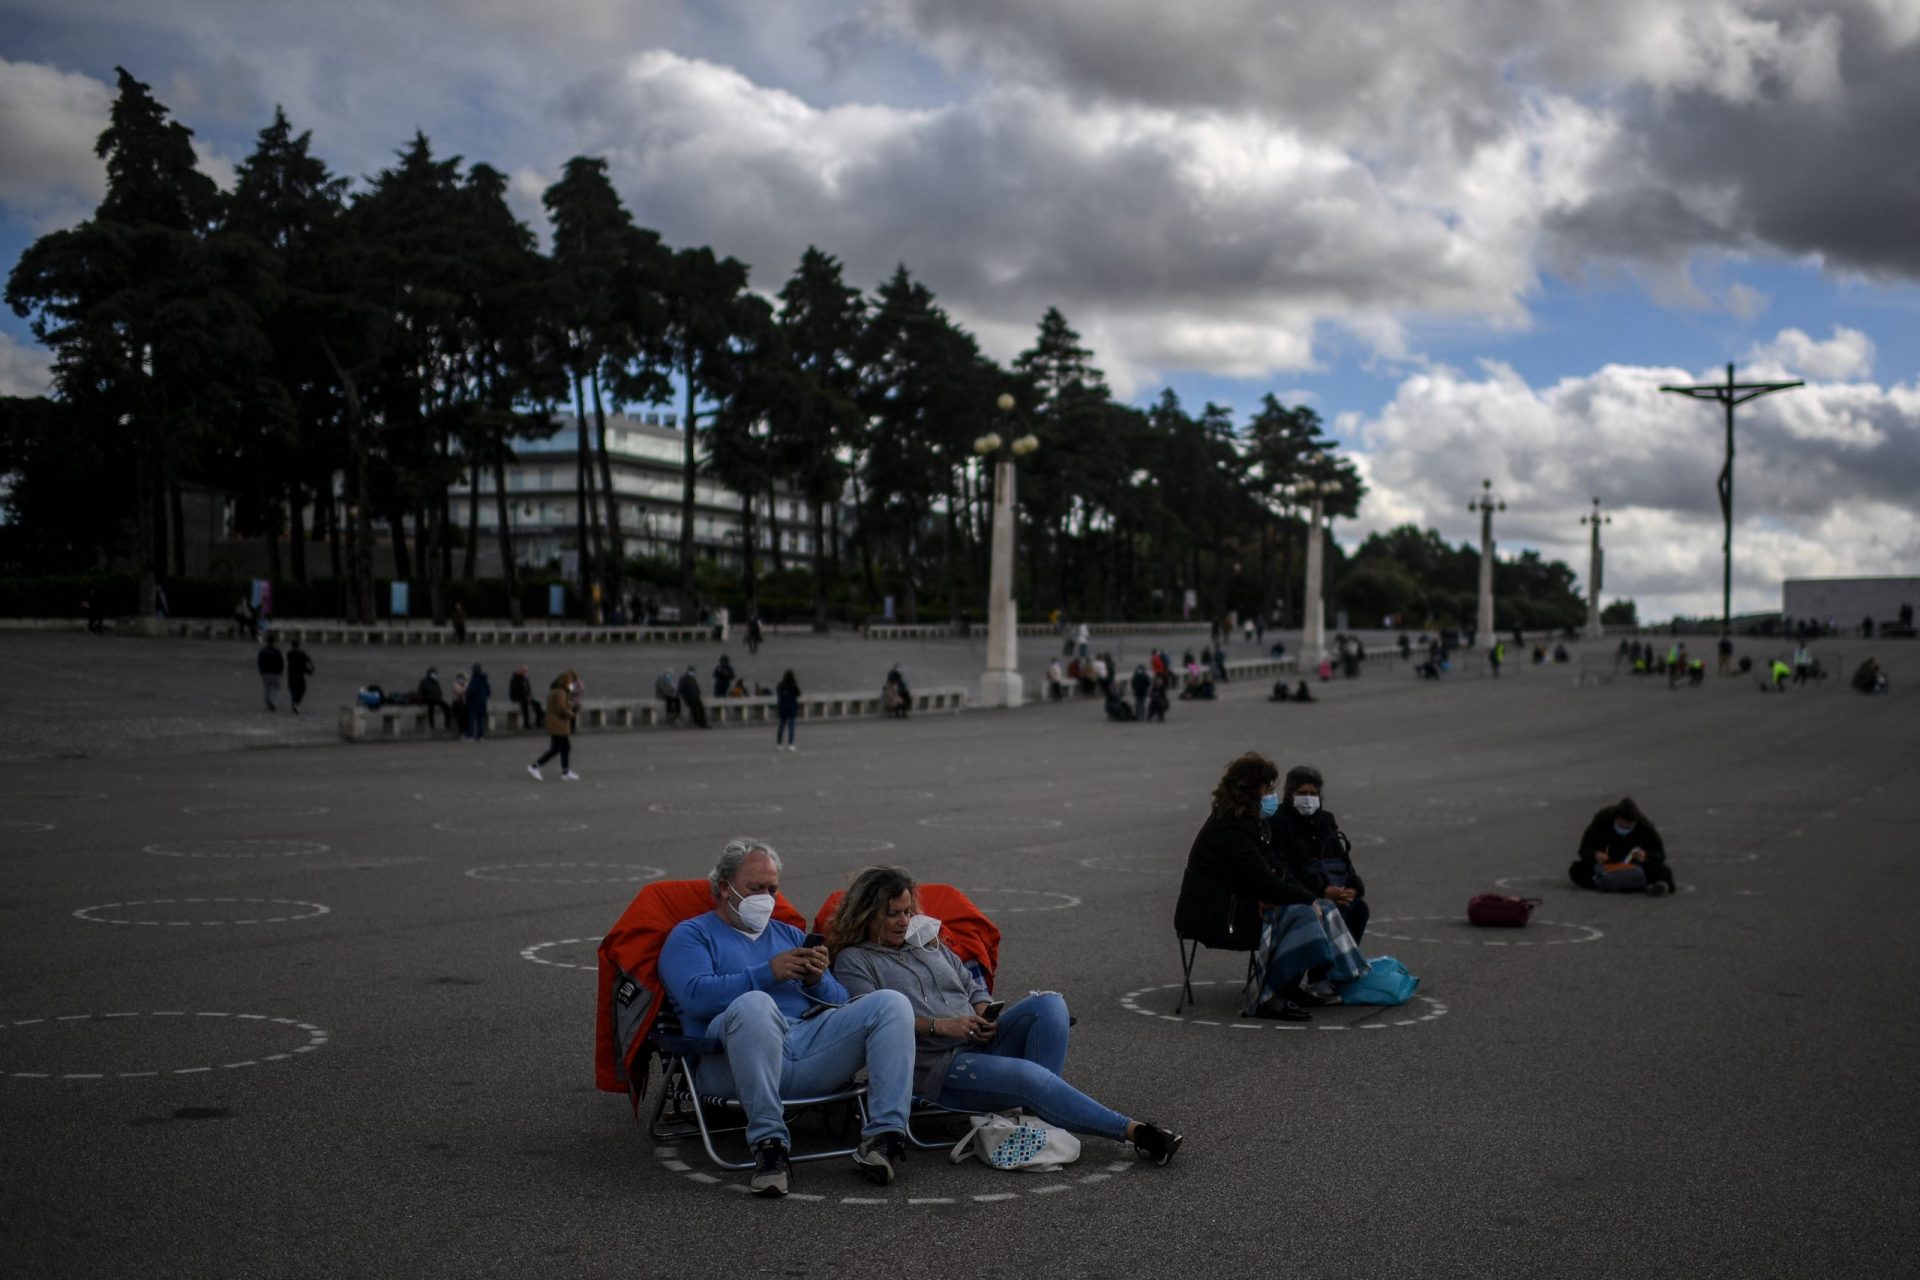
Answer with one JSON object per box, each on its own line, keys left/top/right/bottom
{"left": 1245, "top": 900, "right": 1372, "bottom": 1013}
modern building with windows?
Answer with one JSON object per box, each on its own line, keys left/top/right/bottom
{"left": 449, "top": 413, "right": 830, "bottom": 572}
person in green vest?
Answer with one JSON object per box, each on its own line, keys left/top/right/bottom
{"left": 1767, "top": 658, "right": 1791, "bottom": 691}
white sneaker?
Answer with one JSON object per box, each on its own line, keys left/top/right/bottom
{"left": 526, "top": 764, "right": 542, "bottom": 781}
{"left": 787, "top": 745, "right": 798, "bottom": 753}
{"left": 562, "top": 770, "right": 582, "bottom": 781}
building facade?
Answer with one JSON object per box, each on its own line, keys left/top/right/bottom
{"left": 1782, "top": 576, "right": 1919, "bottom": 628}
{"left": 449, "top": 413, "right": 828, "bottom": 571}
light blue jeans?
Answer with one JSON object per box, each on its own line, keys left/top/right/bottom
{"left": 694, "top": 989, "right": 914, "bottom": 1147}
{"left": 936, "top": 993, "right": 1131, "bottom": 1142}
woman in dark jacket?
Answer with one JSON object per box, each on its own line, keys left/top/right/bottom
{"left": 1174, "top": 753, "right": 1323, "bottom": 1020}
{"left": 1272, "top": 764, "right": 1367, "bottom": 941}
{"left": 775, "top": 670, "right": 801, "bottom": 751}
{"left": 1570, "top": 797, "right": 1673, "bottom": 894}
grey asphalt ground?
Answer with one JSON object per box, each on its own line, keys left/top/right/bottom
{"left": 3, "top": 631, "right": 1916, "bottom": 1279}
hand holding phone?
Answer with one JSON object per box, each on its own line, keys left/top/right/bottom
{"left": 980, "top": 1000, "right": 1006, "bottom": 1023}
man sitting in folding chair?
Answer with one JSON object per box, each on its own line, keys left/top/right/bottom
{"left": 658, "top": 838, "right": 916, "bottom": 1198}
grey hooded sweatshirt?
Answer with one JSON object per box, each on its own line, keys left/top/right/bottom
{"left": 832, "top": 939, "right": 990, "bottom": 1099}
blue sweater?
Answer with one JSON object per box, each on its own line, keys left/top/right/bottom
{"left": 658, "top": 911, "right": 849, "bottom": 1040}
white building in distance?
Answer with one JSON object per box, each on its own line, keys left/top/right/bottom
{"left": 449, "top": 413, "right": 829, "bottom": 571}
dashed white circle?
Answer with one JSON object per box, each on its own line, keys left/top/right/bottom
{"left": 774, "top": 836, "right": 899, "bottom": 857}
{"left": 919, "top": 815, "right": 1064, "bottom": 832}
{"left": 181, "top": 803, "right": 330, "bottom": 818}
{"left": 1118, "top": 980, "right": 1449, "bottom": 1032}
{"left": 651, "top": 1144, "right": 1139, "bottom": 1203}
{"left": 466, "top": 862, "right": 665, "bottom": 885}
{"left": 1062, "top": 798, "right": 1190, "bottom": 814}
{"left": 0, "top": 1011, "right": 329, "bottom": 1080}
{"left": 1430, "top": 794, "right": 1549, "bottom": 811}
{"left": 521, "top": 937, "right": 600, "bottom": 970}
{"left": 648, "top": 800, "right": 785, "bottom": 816}
{"left": 1494, "top": 875, "right": 1697, "bottom": 896}
{"left": 1689, "top": 851, "right": 1761, "bottom": 866}
{"left": 74, "top": 898, "right": 332, "bottom": 926}
{"left": 1078, "top": 853, "right": 1175, "bottom": 874}
{"left": 1368, "top": 915, "right": 1604, "bottom": 946}
{"left": 958, "top": 890, "right": 1082, "bottom": 914}
{"left": 0, "top": 819, "right": 54, "bottom": 834}
{"left": 432, "top": 817, "right": 590, "bottom": 835}
{"left": 143, "top": 838, "right": 331, "bottom": 860}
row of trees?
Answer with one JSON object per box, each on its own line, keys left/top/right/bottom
{"left": 2, "top": 68, "right": 1590, "bottom": 630}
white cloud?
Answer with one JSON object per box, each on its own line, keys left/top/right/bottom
{"left": 1745, "top": 325, "right": 1876, "bottom": 381}
{"left": 1344, "top": 357, "right": 1920, "bottom": 620}
{"left": 0, "top": 333, "right": 54, "bottom": 398}
{"left": 0, "top": 58, "right": 111, "bottom": 229}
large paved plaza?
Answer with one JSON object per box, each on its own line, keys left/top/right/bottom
{"left": 3, "top": 631, "right": 1916, "bottom": 1278}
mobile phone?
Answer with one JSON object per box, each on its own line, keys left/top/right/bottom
{"left": 802, "top": 932, "right": 826, "bottom": 949}
{"left": 980, "top": 1000, "right": 1006, "bottom": 1022}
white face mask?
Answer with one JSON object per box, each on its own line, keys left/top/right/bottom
{"left": 727, "top": 886, "right": 776, "bottom": 939}
{"left": 904, "top": 914, "right": 942, "bottom": 949}
{"left": 1293, "top": 794, "right": 1321, "bottom": 816}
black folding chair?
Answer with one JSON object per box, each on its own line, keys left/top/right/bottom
{"left": 1174, "top": 934, "right": 1259, "bottom": 1015}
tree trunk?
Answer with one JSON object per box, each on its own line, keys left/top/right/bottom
{"left": 169, "top": 480, "right": 186, "bottom": 577}
{"left": 463, "top": 457, "right": 481, "bottom": 581}
{"left": 492, "top": 453, "right": 523, "bottom": 625}
{"left": 325, "top": 479, "right": 342, "bottom": 589}
{"left": 591, "top": 371, "right": 626, "bottom": 607}
{"left": 289, "top": 481, "right": 308, "bottom": 582}
{"left": 571, "top": 372, "right": 600, "bottom": 608}
{"left": 678, "top": 351, "right": 699, "bottom": 604}
{"left": 389, "top": 509, "right": 412, "bottom": 582}
{"left": 811, "top": 492, "right": 830, "bottom": 633}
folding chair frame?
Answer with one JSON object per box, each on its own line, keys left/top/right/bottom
{"left": 1174, "top": 935, "right": 1259, "bottom": 1015}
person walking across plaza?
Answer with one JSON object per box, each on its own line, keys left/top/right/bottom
{"left": 528, "top": 670, "right": 581, "bottom": 780}
{"left": 256, "top": 633, "right": 284, "bottom": 711}
{"left": 775, "top": 669, "right": 801, "bottom": 751}
{"left": 286, "top": 638, "right": 314, "bottom": 715}
{"left": 464, "top": 663, "right": 492, "bottom": 742}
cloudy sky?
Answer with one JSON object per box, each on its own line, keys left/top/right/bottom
{"left": 4, "top": 0, "right": 1918, "bottom": 619}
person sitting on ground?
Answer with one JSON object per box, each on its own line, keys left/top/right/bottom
{"left": 1569, "top": 797, "right": 1674, "bottom": 895}
{"left": 1554, "top": 642, "right": 1570, "bottom": 663}
{"left": 659, "top": 841, "right": 916, "bottom": 1198}
{"left": 654, "top": 668, "right": 682, "bottom": 725}
{"left": 1852, "top": 658, "right": 1888, "bottom": 694}
{"left": 1271, "top": 765, "right": 1366, "bottom": 1004}
{"left": 830, "top": 866, "right": 1182, "bottom": 1166}
{"left": 1687, "top": 658, "right": 1706, "bottom": 687}
{"left": 1416, "top": 658, "right": 1441, "bottom": 681}
{"left": 1767, "top": 658, "right": 1791, "bottom": 691}
{"left": 1292, "top": 680, "right": 1315, "bottom": 702}
{"left": 1269, "top": 679, "right": 1292, "bottom": 702}
{"left": 1103, "top": 690, "right": 1137, "bottom": 721}
{"left": 1174, "top": 753, "right": 1330, "bottom": 1022}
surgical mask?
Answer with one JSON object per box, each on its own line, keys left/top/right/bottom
{"left": 727, "top": 886, "right": 776, "bottom": 939}
{"left": 904, "top": 914, "right": 942, "bottom": 949}
{"left": 1293, "top": 795, "right": 1321, "bottom": 817}
{"left": 1614, "top": 822, "right": 1635, "bottom": 837}
{"left": 1260, "top": 793, "right": 1280, "bottom": 818}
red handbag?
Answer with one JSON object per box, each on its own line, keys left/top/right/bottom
{"left": 1467, "top": 893, "right": 1541, "bottom": 927}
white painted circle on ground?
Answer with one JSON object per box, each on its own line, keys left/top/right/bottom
{"left": 1494, "top": 875, "right": 1697, "bottom": 896}
{"left": 0, "top": 819, "right": 54, "bottom": 834}
{"left": 814, "top": 788, "right": 936, "bottom": 801}
{"left": 1351, "top": 833, "right": 1389, "bottom": 847}
{"left": 1077, "top": 853, "right": 1175, "bottom": 874}
{"left": 143, "top": 838, "right": 331, "bottom": 860}
{"left": 919, "top": 815, "right": 1063, "bottom": 832}
{"left": 181, "top": 803, "right": 330, "bottom": 818}
{"left": 959, "top": 890, "right": 1083, "bottom": 913}
{"left": 432, "top": 817, "right": 589, "bottom": 835}
{"left": 1062, "top": 798, "right": 1190, "bottom": 815}
{"left": 0, "top": 1011, "right": 329, "bottom": 1080}
{"left": 651, "top": 1143, "right": 1139, "bottom": 1204}
{"left": 1117, "top": 981, "right": 1449, "bottom": 1032}
{"left": 521, "top": 937, "right": 600, "bottom": 970}
{"left": 74, "top": 898, "right": 332, "bottom": 926}
{"left": 1368, "top": 915, "right": 1604, "bottom": 946}
{"left": 1688, "top": 851, "right": 1761, "bottom": 865}
{"left": 466, "top": 862, "right": 665, "bottom": 885}
{"left": 774, "top": 836, "right": 899, "bottom": 858}
{"left": 648, "top": 800, "right": 785, "bottom": 816}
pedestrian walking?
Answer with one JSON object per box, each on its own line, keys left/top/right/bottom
{"left": 286, "top": 638, "right": 314, "bottom": 714}
{"left": 1489, "top": 642, "right": 1504, "bottom": 678}
{"left": 1717, "top": 635, "right": 1733, "bottom": 675}
{"left": 464, "top": 663, "right": 492, "bottom": 741}
{"left": 508, "top": 666, "right": 543, "bottom": 730}
{"left": 776, "top": 670, "right": 801, "bottom": 751}
{"left": 418, "top": 668, "right": 451, "bottom": 732}
{"left": 528, "top": 670, "right": 581, "bottom": 780}
{"left": 257, "top": 634, "right": 284, "bottom": 711}
{"left": 747, "top": 613, "right": 764, "bottom": 655}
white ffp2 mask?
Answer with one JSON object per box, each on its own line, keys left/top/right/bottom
{"left": 904, "top": 914, "right": 942, "bottom": 949}
{"left": 1293, "top": 795, "right": 1321, "bottom": 816}
{"left": 728, "top": 888, "right": 776, "bottom": 939}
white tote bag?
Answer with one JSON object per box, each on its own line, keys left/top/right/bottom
{"left": 948, "top": 1110, "right": 1081, "bottom": 1172}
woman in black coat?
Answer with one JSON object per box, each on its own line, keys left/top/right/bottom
{"left": 1174, "top": 752, "right": 1320, "bottom": 1019}
{"left": 1271, "top": 764, "right": 1367, "bottom": 943}
{"left": 1570, "top": 797, "right": 1673, "bottom": 894}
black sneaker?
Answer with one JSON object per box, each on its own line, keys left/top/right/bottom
{"left": 852, "top": 1131, "right": 906, "bottom": 1185}
{"left": 1645, "top": 881, "right": 1672, "bottom": 898}
{"left": 750, "top": 1138, "right": 790, "bottom": 1198}
{"left": 1131, "top": 1122, "right": 1184, "bottom": 1167}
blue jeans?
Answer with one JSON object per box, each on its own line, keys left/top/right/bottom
{"left": 776, "top": 713, "right": 796, "bottom": 745}
{"left": 935, "top": 993, "right": 1130, "bottom": 1142}
{"left": 694, "top": 989, "right": 913, "bottom": 1147}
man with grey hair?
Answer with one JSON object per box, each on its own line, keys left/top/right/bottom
{"left": 658, "top": 838, "right": 915, "bottom": 1198}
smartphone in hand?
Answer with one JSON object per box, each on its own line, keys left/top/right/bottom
{"left": 980, "top": 1000, "right": 1007, "bottom": 1022}
{"left": 802, "top": 932, "right": 826, "bottom": 949}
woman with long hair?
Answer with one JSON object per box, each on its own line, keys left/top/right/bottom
{"left": 829, "top": 866, "right": 1182, "bottom": 1165}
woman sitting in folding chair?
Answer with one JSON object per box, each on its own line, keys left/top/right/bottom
{"left": 828, "top": 866, "right": 1184, "bottom": 1166}
{"left": 1176, "top": 752, "right": 1365, "bottom": 1023}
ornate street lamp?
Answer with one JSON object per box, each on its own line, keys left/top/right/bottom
{"left": 975, "top": 393, "right": 1039, "bottom": 707}
{"left": 1468, "top": 478, "right": 1505, "bottom": 641}
{"left": 1581, "top": 498, "right": 1611, "bottom": 640}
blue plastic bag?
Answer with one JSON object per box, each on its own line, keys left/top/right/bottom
{"left": 1333, "top": 956, "right": 1419, "bottom": 1006}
